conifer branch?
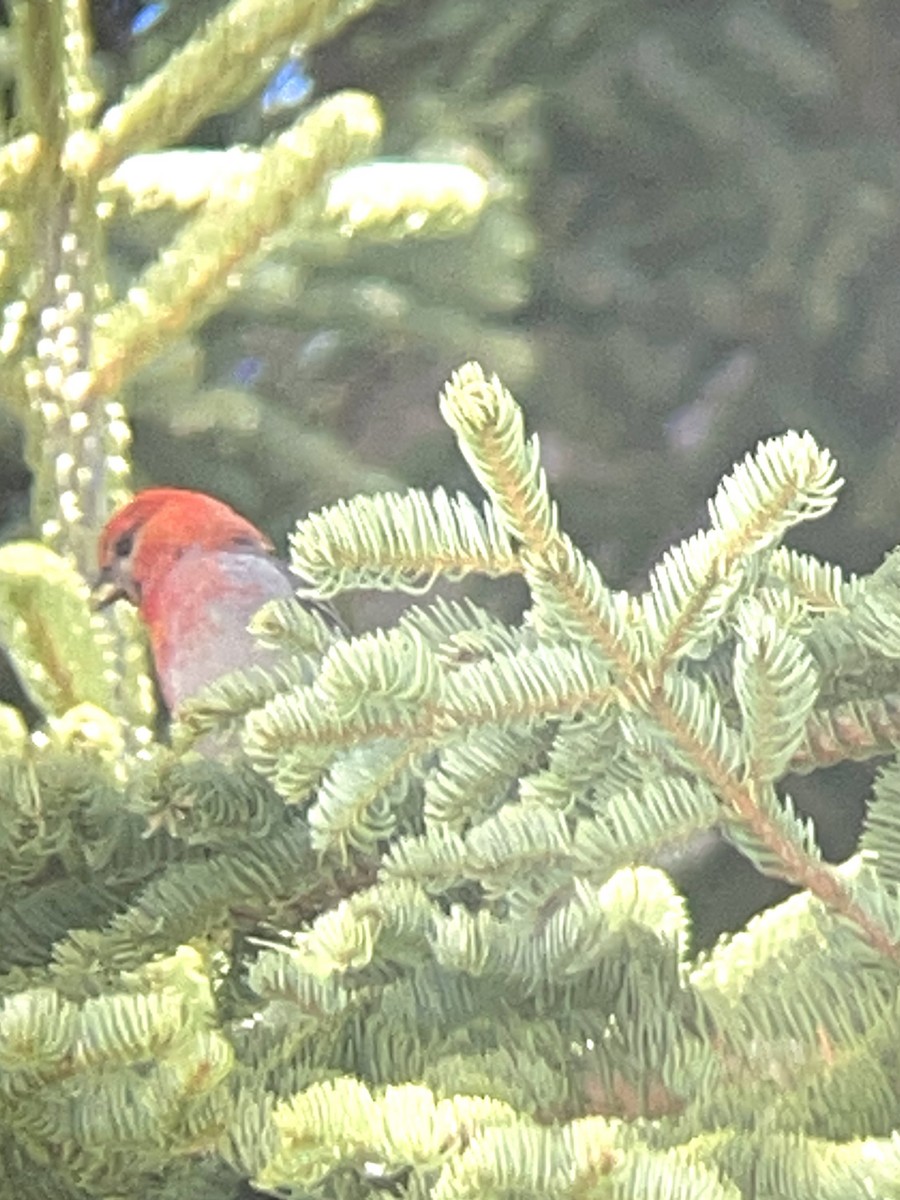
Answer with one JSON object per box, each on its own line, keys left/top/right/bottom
{"left": 86, "top": 91, "right": 382, "bottom": 401}
{"left": 791, "top": 694, "right": 900, "bottom": 773}
{"left": 708, "top": 430, "right": 842, "bottom": 552}
{"left": 281, "top": 363, "right": 900, "bottom": 963}
{"left": 434, "top": 364, "right": 889, "bottom": 956}
{"left": 643, "top": 432, "right": 841, "bottom": 672}
{"left": 0, "top": 132, "right": 40, "bottom": 200}
{"left": 0, "top": 542, "right": 116, "bottom": 716}
{"left": 732, "top": 599, "right": 819, "bottom": 781}
{"left": 308, "top": 738, "right": 421, "bottom": 858}
{"left": 11, "top": 0, "right": 130, "bottom": 574}
{"left": 290, "top": 487, "right": 519, "bottom": 596}
{"left": 768, "top": 547, "right": 858, "bottom": 611}
{"left": 860, "top": 760, "right": 900, "bottom": 889}
{"left": 88, "top": 0, "right": 382, "bottom": 177}
{"left": 440, "top": 364, "right": 640, "bottom": 670}
{"left": 653, "top": 685, "right": 900, "bottom": 961}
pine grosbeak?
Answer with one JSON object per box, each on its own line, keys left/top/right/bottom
{"left": 93, "top": 487, "right": 336, "bottom": 711}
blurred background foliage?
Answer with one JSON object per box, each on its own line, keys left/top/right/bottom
{"left": 3, "top": 0, "right": 900, "bottom": 943}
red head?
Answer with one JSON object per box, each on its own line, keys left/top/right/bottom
{"left": 93, "top": 487, "right": 273, "bottom": 617}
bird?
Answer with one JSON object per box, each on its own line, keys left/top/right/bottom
{"left": 93, "top": 487, "right": 338, "bottom": 713}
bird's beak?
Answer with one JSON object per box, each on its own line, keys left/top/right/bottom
{"left": 90, "top": 567, "right": 127, "bottom": 611}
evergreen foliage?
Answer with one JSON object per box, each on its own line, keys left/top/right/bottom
{"left": 4, "top": 3, "right": 900, "bottom": 1200}
{"left": 3, "top": 353, "right": 900, "bottom": 1196}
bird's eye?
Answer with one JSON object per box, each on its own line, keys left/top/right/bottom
{"left": 113, "top": 529, "right": 135, "bottom": 558}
